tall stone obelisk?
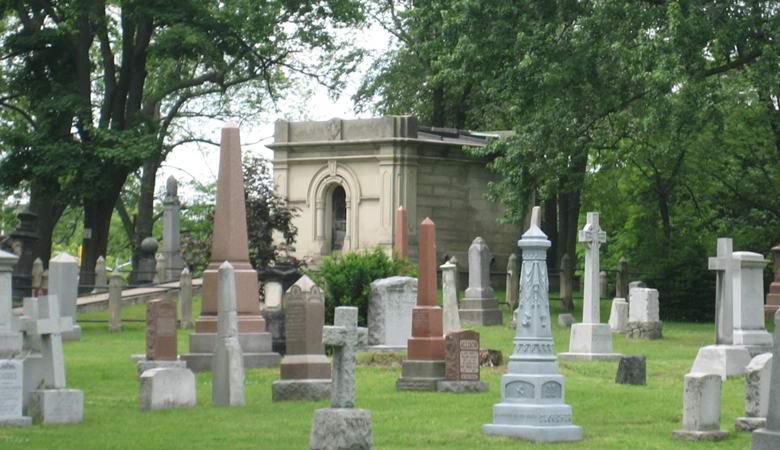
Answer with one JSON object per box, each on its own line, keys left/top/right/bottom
{"left": 483, "top": 207, "right": 582, "bottom": 442}
{"left": 183, "top": 122, "right": 280, "bottom": 372}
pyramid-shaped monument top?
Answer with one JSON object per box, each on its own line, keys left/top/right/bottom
{"left": 51, "top": 252, "right": 78, "bottom": 263}
{"left": 519, "top": 206, "right": 550, "bottom": 248}
{"left": 211, "top": 122, "right": 251, "bottom": 263}
{"left": 0, "top": 249, "right": 18, "bottom": 269}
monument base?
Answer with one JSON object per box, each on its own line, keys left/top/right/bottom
{"left": 61, "top": 325, "right": 81, "bottom": 342}
{"left": 309, "top": 408, "right": 373, "bottom": 450}
{"left": 559, "top": 323, "right": 621, "bottom": 361}
{"left": 672, "top": 429, "right": 728, "bottom": 441}
{"left": 272, "top": 379, "right": 331, "bottom": 402}
{"left": 132, "top": 356, "right": 187, "bottom": 375}
{"left": 626, "top": 321, "right": 663, "bottom": 340}
{"left": 690, "top": 345, "right": 751, "bottom": 380}
{"left": 733, "top": 330, "right": 773, "bottom": 356}
{"left": 459, "top": 298, "right": 503, "bottom": 326}
{"left": 765, "top": 304, "right": 779, "bottom": 321}
{"left": 436, "top": 380, "right": 488, "bottom": 393}
{"left": 364, "top": 345, "right": 406, "bottom": 353}
{"left": 736, "top": 416, "right": 766, "bottom": 432}
{"left": 608, "top": 298, "right": 628, "bottom": 333}
{"left": 139, "top": 367, "right": 196, "bottom": 411}
{"left": 182, "top": 331, "right": 280, "bottom": 372}
{"left": 396, "top": 360, "right": 445, "bottom": 391}
{"left": 483, "top": 403, "right": 582, "bottom": 442}
{"left": 752, "top": 427, "right": 780, "bottom": 449}
{"left": 0, "top": 417, "right": 32, "bottom": 427}
{"left": 30, "top": 389, "right": 84, "bottom": 424}
{"left": 0, "top": 331, "right": 23, "bottom": 355}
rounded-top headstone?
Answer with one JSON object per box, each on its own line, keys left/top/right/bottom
{"left": 51, "top": 252, "right": 78, "bottom": 263}
{"left": 166, "top": 176, "right": 178, "bottom": 196}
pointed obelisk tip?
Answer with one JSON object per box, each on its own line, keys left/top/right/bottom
{"left": 397, "top": 205, "right": 405, "bottom": 211}
{"left": 224, "top": 121, "right": 239, "bottom": 129}
{"left": 181, "top": 267, "right": 190, "bottom": 275}
{"left": 219, "top": 260, "right": 234, "bottom": 270}
{"left": 421, "top": 217, "right": 434, "bottom": 226}
{"left": 530, "top": 206, "right": 541, "bottom": 228}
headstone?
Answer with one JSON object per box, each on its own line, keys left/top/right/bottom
{"left": 560, "top": 212, "right": 620, "bottom": 361}
{"left": 437, "top": 330, "right": 487, "bottom": 392}
{"left": 310, "top": 306, "right": 373, "bottom": 450}
{"left": 3, "top": 210, "right": 37, "bottom": 299}
{"left": 108, "top": 269, "right": 122, "bottom": 332}
{"left": 441, "top": 258, "right": 461, "bottom": 335}
{"left": 393, "top": 205, "right": 408, "bottom": 259}
{"left": 136, "top": 237, "right": 158, "bottom": 285}
{"left": 48, "top": 253, "right": 81, "bottom": 341}
{"left": 628, "top": 281, "right": 646, "bottom": 290}
{"left": 272, "top": 275, "right": 331, "bottom": 402}
{"left": 615, "top": 356, "right": 646, "bottom": 385}
{"left": 397, "top": 218, "right": 446, "bottom": 391}
{"left": 766, "top": 243, "right": 780, "bottom": 320}
{"left": 732, "top": 252, "right": 772, "bottom": 355}
{"left": 162, "top": 176, "right": 184, "bottom": 281}
{"left": 183, "top": 122, "right": 279, "bottom": 372}
{"left": 673, "top": 373, "right": 727, "bottom": 441}
{"left": 154, "top": 253, "right": 166, "bottom": 284}
{"left": 736, "top": 353, "right": 772, "bottom": 431}
{"left": 615, "top": 257, "right": 628, "bottom": 298}
{"left": 559, "top": 253, "right": 572, "bottom": 309}
{"left": 146, "top": 298, "right": 178, "bottom": 361}
{"left": 264, "top": 280, "right": 283, "bottom": 309}
{"left": 0, "top": 250, "right": 22, "bottom": 354}
{"left": 483, "top": 207, "right": 583, "bottom": 442}
{"left": 92, "top": 256, "right": 108, "bottom": 293}
{"left": 459, "top": 237, "right": 502, "bottom": 326}
{"left": 367, "top": 276, "right": 416, "bottom": 351}
{"left": 0, "top": 360, "right": 31, "bottom": 426}
{"left": 505, "top": 253, "right": 519, "bottom": 313}
{"left": 212, "top": 261, "right": 245, "bottom": 406}
{"left": 558, "top": 314, "right": 576, "bottom": 328}
{"left": 40, "top": 270, "right": 48, "bottom": 295}
{"left": 21, "top": 296, "right": 84, "bottom": 424}
{"left": 626, "top": 288, "right": 663, "bottom": 339}
{"left": 599, "top": 271, "right": 608, "bottom": 298}
{"left": 608, "top": 297, "right": 629, "bottom": 333}
{"left": 139, "top": 367, "right": 196, "bottom": 411}
{"left": 179, "top": 268, "right": 193, "bottom": 329}
{"left": 752, "top": 313, "right": 780, "bottom": 450}
{"left": 31, "top": 257, "right": 43, "bottom": 297}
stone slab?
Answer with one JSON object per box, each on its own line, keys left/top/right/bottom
{"left": 753, "top": 428, "right": 780, "bottom": 449}
{"left": 561, "top": 322, "right": 621, "bottom": 360}
{"left": 139, "top": 367, "right": 196, "bottom": 411}
{"left": 189, "top": 331, "right": 272, "bottom": 354}
{"left": 309, "top": 408, "right": 373, "bottom": 450}
{"left": 0, "top": 359, "right": 25, "bottom": 425}
{"left": 182, "top": 351, "right": 280, "bottom": 373}
{"left": 690, "top": 345, "right": 751, "bottom": 380}
{"left": 272, "top": 379, "right": 331, "bottom": 402}
{"left": 672, "top": 430, "right": 728, "bottom": 441}
{"left": 397, "top": 359, "right": 445, "bottom": 391}
{"left": 367, "top": 276, "right": 416, "bottom": 347}
{"left": 458, "top": 307, "right": 503, "bottom": 326}
{"left": 29, "top": 389, "right": 83, "bottom": 424}
{"left": 608, "top": 298, "right": 628, "bottom": 333}
{"left": 0, "top": 417, "right": 32, "bottom": 426}
{"left": 736, "top": 416, "right": 766, "bottom": 432}
{"left": 483, "top": 403, "right": 582, "bottom": 442}
{"left": 615, "top": 355, "right": 646, "bottom": 385}
{"left": 436, "top": 380, "right": 488, "bottom": 393}
{"left": 135, "top": 358, "right": 186, "bottom": 376}
{"left": 626, "top": 321, "right": 663, "bottom": 340}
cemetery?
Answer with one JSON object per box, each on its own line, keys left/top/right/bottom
{"left": 0, "top": 2, "right": 779, "bottom": 450}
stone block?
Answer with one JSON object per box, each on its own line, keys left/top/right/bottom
{"left": 615, "top": 356, "right": 646, "bottom": 385}
{"left": 559, "top": 323, "right": 622, "bottom": 361}
{"left": 139, "top": 367, "right": 196, "bottom": 411}
{"left": 29, "top": 389, "right": 84, "bottom": 424}
{"left": 436, "top": 380, "right": 488, "bottom": 393}
{"left": 135, "top": 358, "right": 187, "bottom": 376}
{"left": 309, "top": 408, "right": 373, "bottom": 450}
{"left": 396, "top": 360, "right": 445, "bottom": 391}
{"left": 608, "top": 298, "right": 628, "bottom": 333}
{"left": 672, "top": 373, "right": 727, "bottom": 441}
{"left": 736, "top": 353, "right": 772, "bottom": 431}
{"left": 626, "top": 321, "right": 663, "bottom": 340}
{"left": 272, "top": 379, "right": 331, "bottom": 402}
{"left": 367, "top": 277, "right": 416, "bottom": 348}
{"left": 690, "top": 345, "right": 751, "bottom": 380}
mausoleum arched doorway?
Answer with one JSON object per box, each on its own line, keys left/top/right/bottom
{"left": 330, "top": 185, "right": 347, "bottom": 251}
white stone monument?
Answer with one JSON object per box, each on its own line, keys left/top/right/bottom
{"left": 92, "top": 256, "right": 108, "bottom": 293}
{"left": 626, "top": 287, "right": 663, "bottom": 339}
{"left": 441, "top": 258, "right": 461, "bottom": 335}
{"left": 108, "top": 268, "right": 122, "bottom": 332}
{"left": 162, "top": 176, "right": 184, "bottom": 281}
{"left": 0, "top": 250, "right": 22, "bottom": 354}
{"left": 483, "top": 207, "right": 582, "bottom": 442}
{"left": 0, "top": 360, "right": 30, "bottom": 426}
{"left": 751, "top": 311, "right": 780, "bottom": 449}
{"left": 179, "top": 268, "right": 193, "bottom": 329}
{"left": 608, "top": 297, "right": 629, "bottom": 333}
{"left": 673, "top": 373, "right": 728, "bottom": 440}
{"left": 732, "top": 252, "right": 772, "bottom": 355}
{"left": 139, "top": 367, "right": 196, "bottom": 411}
{"left": 310, "top": 306, "right": 373, "bottom": 450}
{"left": 263, "top": 280, "right": 283, "bottom": 309}
{"left": 212, "top": 262, "right": 245, "bottom": 406}
{"left": 736, "top": 353, "right": 772, "bottom": 431}
{"left": 459, "top": 237, "right": 502, "bottom": 326}
{"left": 560, "top": 212, "right": 620, "bottom": 361}
{"left": 48, "top": 253, "right": 81, "bottom": 341}
{"left": 367, "top": 276, "right": 416, "bottom": 351}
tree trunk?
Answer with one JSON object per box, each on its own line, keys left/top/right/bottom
{"left": 657, "top": 190, "right": 672, "bottom": 257}
{"left": 432, "top": 84, "right": 445, "bottom": 127}
{"left": 80, "top": 178, "right": 126, "bottom": 291}
{"left": 543, "top": 194, "right": 558, "bottom": 270}
{"left": 557, "top": 151, "right": 587, "bottom": 311}
{"left": 28, "top": 182, "right": 67, "bottom": 268}
{"left": 130, "top": 157, "right": 161, "bottom": 282}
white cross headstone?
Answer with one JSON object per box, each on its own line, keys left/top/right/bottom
{"left": 708, "top": 238, "right": 737, "bottom": 345}
{"left": 322, "top": 306, "right": 359, "bottom": 408}
{"left": 578, "top": 212, "right": 607, "bottom": 324}
{"left": 22, "top": 295, "right": 73, "bottom": 389}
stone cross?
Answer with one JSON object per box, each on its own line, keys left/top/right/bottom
{"left": 578, "top": 212, "right": 607, "bottom": 324}
{"left": 179, "top": 267, "right": 193, "bottom": 329}
{"left": 708, "top": 238, "right": 736, "bottom": 345}
{"left": 108, "top": 269, "right": 122, "bottom": 332}
{"left": 22, "top": 295, "right": 73, "bottom": 389}
{"left": 322, "top": 306, "right": 359, "bottom": 408}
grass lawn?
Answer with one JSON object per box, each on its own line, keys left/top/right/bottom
{"left": 0, "top": 291, "right": 769, "bottom": 449}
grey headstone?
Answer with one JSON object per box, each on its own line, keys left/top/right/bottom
{"left": 139, "top": 367, "right": 196, "bottom": 411}
{"left": 48, "top": 253, "right": 80, "bottom": 341}
{"left": 673, "top": 373, "right": 727, "bottom": 441}
{"left": 0, "top": 360, "right": 30, "bottom": 426}
{"left": 179, "top": 268, "right": 193, "bottom": 329}
{"left": 367, "top": 276, "right": 416, "bottom": 348}
{"left": 212, "top": 261, "right": 245, "bottom": 406}
{"left": 162, "top": 176, "right": 184, "bottom": 281}
{"left": 441, "top": 259, "right": 461, "bottom": 335}
{"left": 751, "top": 312, "right": 780, "bottom": 449}
{"left": 615, "top": 356, "right": 646, "bottom": 385}
{"left": 108, "top": 269, "right": 122, "bottom": 332}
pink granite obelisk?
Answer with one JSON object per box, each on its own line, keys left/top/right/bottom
{"left": 394, "top": 206, "right": 408, "bottom": 259}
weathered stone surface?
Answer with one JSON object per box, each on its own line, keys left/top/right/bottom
{"left": 626, "top": 321, "right": 663, "bottom": 340}
{"left": 264, "top": 280, "right": 283, "bottom": 309}
{"left": 309, "top": 408, "right": 373, "bottom": 450}
{"left": 179, "top": 268, "right": 193, "bottom": 329}
{"left": 135, "top": 358, "right": 186, "bottom": 376}
{"left": 608, "top": 298, "right": 628, "bottom": 333}
{"left": 29, "top": 389, "right": 83, "bottom": 425}
{"left": 139, "top": 367, "right": 196, "bottom": 411}
{"left": 367, "top": 276, "right": 416, "bottom": 349}
{"left": 93, "top": 256, "right": 108, "bottom": 293}
{"left": 673, "top": 373, "right": 727, "bottom": 441}
{"left": 629, "top": 288, "right": 660, "bottom": 322}
{"left": 445, "top": 330, "right": 480, "bottom": 381}
{"left": 751, "top": 312, "right": 780, "bottom": 449}
{"left": 709, "top": 238, "right": 736, "bottom": 345}
{"left": 766, "top": 243, "right": 780, "bottom": 320}
{"left": 460, "top": 237, "right": 502, "bottom": 326}
{"left": 212, "top": 262, "right": 245, "bottom": 406}
{"left": 0, "top": 359, "right": 31, "bottom": 426}
{"left": 441, "top": 258, "right": 461, "bottom": 335}
{"left": 323, "top": 307, "right": 360, "bottom": 408}
{"left": 615, "top": 257, "right": 628, "bottom": 299}
{"left": 393, "top": 205, "right": 408, "bottom": 260}
{"left": 732, "top": 252, "right": 772, "bottom": 355}
{"left": 615, "top": 356, "right": 646, "bottom": 385}
{"left": 0, "top": 250, "right": 22, "bottom": 355}
{"left": 437, "top": 380, "right": 488, "bottom": 393}
{"left": 48, "top": 253, "right": 81, "bottom": 341}
{"left": 483, "top": 207, "right": 582, "bottom": 443}
{"left": 558, "top": 314, "right": 576, "bottom": 328}
{"left": 146, "top": 298, "right": 178, "bottom": 361}
{"left": 737, "top": 353, "right": 772, "bottom": 431}
{"left": 505, "top": 253, "right": 519, "bottom": 313}
{"left": 691, "top": 345, "right": 752, "bottom": 380}
{"left": 560, "top": 323, "right": 621, "bottom": 361}
{"left": 272, "top": 379, "right": 331, "bottom": 402}
{"left": 162, "top": 176, "right": 184, "bottom": 282}
{"left": 108, "top": 269, "right": 122, "bottom": 332}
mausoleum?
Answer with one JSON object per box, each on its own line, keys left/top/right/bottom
{"left": 268, "top": 116, "right": 518, "bottom": 274}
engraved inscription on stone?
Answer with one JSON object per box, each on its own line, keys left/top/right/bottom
{"left": 157, "top": 317, "right": 177, "bottom": 337}
{"left": 506, "top": 380, "right": 535, "bottom": 399}
{"left": 285, "top": 302, "right": 305, "bottom": 347}
{"left": 0, "top": 360, "right": 23, "bottom": 419}
{"left": 541, "top": 381, "right": 562, "bottom": 399}
{"left": 445, "top": 330, "right": 481, "bottom": 381}
{"left": 459, "top": 338, "right": 479, "bottom": 380}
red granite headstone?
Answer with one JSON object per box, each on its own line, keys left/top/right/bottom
{"left": 445, "top": 330, "right": 480, "bottom": 381}
{"left": 394, "top": 206, "right": 408, "bottom": 259}
{"left": 766, "top": 243, "right": 780, "bottom": 320}
{"left": 146, "top": 298, "right": 178, "bottom": 361}
{"left": 406, "top": 217, "right": 444, "bottom": 360}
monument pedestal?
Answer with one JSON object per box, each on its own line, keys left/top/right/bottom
{"left": 61, "top": 325, "right": 81, "bottom": 342}
{"left": 309, "top": 408, "right": 373, "bottom": 450}
{"left": 183, "top": 331, "right": 279, "bottom": 372}
{"left": 29, "top": 389, "right": 83, "bottom": 424}
{"left": 672, "top": 429, "right": 728, "bottom": 441}
{"left": 459, "top": 298, "right": 503, "bottom": 326}
{"left": 608, "top": 298, "right": 628, "bottom": 333}
{"left": 559, "top": 323, "right": 622, "bottom": 361}
{"left": 626, "top": 321, "right": 663, "bottom": 340}
{"left": 736, "top": 416, "right": 766, "bottom": 431}
{"left": 437, "top": 380, "right": 488, "bottom": 393}
{"left": 753, "top": 427, "right": 780, "bottom": 449}
{"left": 733, "top": 330, "right": 773, "bottom": 356}
{"left": 690, "top": 345, "right": 751, "bottom": 379}
{"left": 273, "top": 379, "right": 331, "bottom": 402}
{"left": 396, "top": 360, "right": 445, "bottom": 391}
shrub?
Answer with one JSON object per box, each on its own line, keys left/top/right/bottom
{"left": 310, "top": 247, "right": 417, "bottom": 326}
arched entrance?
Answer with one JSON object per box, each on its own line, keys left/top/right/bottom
{"left": 330, "top": 186, "right": 347, "bottom": 251}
